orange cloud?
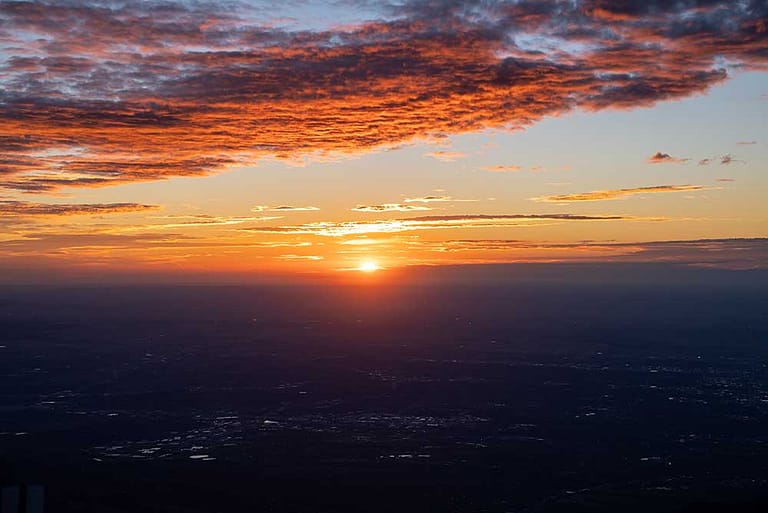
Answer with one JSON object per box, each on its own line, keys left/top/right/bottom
{"left": 276, "top": 254, "right": 323, "bottom": 261}
{"left": 246, "top": 213, "right": 640, "bottom": 237}
{"left": 532, "top": 185, "right": 706, "bottom": 202}
{"left": 424, "top": 151, "right": 467, "bottom": 162}
{"left": 145, "top": 214, "right": 281, "bottom": 228}
{"left": 0, "top": 1, "right": 764, "bottom": 192}
{"left": 0, "top": 200, "right": 158, "bottom": 217}
{"left": 482, "top": 165, "right": 522, "bottom": 173}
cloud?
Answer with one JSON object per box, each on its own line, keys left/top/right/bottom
{"left": 699, "top": 154, "right": 745, "bottom": 166}
{"left": 425, "top": 151, "right": 467, "bottom": 162}
{"left": 0, "top": 233, "right": 188, "bottom": 255}
{"left": 145, "top": 214, "right": 281, "bottom": 228}
{"left": 245, "top": 213, "right": 640, "bottom": 237}
{"left": 339, "top": 238, "right": 407, "bottom": 246}
{"left": 716, "top": 178, "right": 736, "bottom": 182}
{"left": 0, "top": 200, "right": 157, "bottom": 217}
{"left": 403, "top": 214, "right": 626, "bottom": 222}
{"left": 251, "top": 205, "right": 319, "bottom": 212}
{"left": 276, "top": 254, "right": 323, "bottom": 261}
{"left": 429, "top": 237, "right": 768, "bottom": 270}
{"left": 719, "top": 154, "right": 744, "bottom": 165}
{"left": 482, "top": 165, "right": 549, "bottom": 173}
{"left": 351, "top": 203, "right": 431, "bottom": 212}
{"left": 532, "top": 185, "right": 706, "bottom": 202}
{"left": 736, "top": 141, "right": 757, "bottom": 145}
{"left": 0, "top": 0, "right": 765, "bottom": 192}
{"left": 0, "top": 230, "right": 314, "bottom": 261}
{"left": 404, "top": 195, "right": 478, "bottom": 203}
{"left": 483, "top": 165, "right": 522, "bottom": 172}
{"left": 647, "top": 152, "right": 689, "bottom": 164}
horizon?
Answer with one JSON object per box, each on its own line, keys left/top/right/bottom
{"left": 2, "top": 259, "right": 768, "bottom": 287}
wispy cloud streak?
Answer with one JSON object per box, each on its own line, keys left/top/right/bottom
{"left": 532, "top": 185, "right": 706, "bottom": 202}
{"left": 0, "top": 200, "right": 157, "bottom": 217}
{"left": 351, "top": 204, "right": 431, "bottom": 212}
{"left": 431, "top": 238, "right": 768, "bottom": 269}
{"left": 245, "top": 213, "right": 643, "bottom": 237}
{"left": 404, "top": 196, "right": 478, "bottom": 203}
{"left": 252, "top": 205, "right": 319, "bottom": 212}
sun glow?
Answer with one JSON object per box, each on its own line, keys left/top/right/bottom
{"left": 358, "top": 260, "right": 380, "bottom": 272}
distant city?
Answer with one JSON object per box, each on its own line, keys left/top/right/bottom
{"left": 2, "top": 273, "right": 767, "bottom": 511}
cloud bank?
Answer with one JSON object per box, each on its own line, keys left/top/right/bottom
{"left": 1, "top": 0, "right": 766, "bottom": 192}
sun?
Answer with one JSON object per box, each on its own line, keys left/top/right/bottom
{"left": 358, "top": 260, "right": 380, "bottom": 273}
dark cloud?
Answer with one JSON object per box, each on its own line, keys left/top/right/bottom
{"left": 401, "top": 214, "right": 629, "bottom": 222}
{"left": 351, "top": 204, "right": 431, "bottom": 212}
{"left": 404, "top": 195, "right": 478, "bottom": 203}
{"left": 0, "top": 1, "right": 766, "bottom": 191}
{"left": 698, "top": 153, "right": 745, "bottom": 166}
{"left": 647, "top": 152, "right": 689, "bottom": 164}
{"left": 719, "top": 153, "right": 744, "bottom": 165}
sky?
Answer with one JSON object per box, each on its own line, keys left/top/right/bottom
{"left": 0, "top": 0, "right": 766, "bottom": 281}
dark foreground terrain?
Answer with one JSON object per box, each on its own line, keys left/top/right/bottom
{"left": 1, "top": 266, "right": 768, "bottom": 512}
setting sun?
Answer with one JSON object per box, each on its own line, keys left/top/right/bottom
{"left": 358, "top": 260, "right": 380, "bottom": 273}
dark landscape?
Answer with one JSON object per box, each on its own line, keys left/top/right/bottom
{"left": 2, "top": 265, "right": 767, "bottom": 512}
